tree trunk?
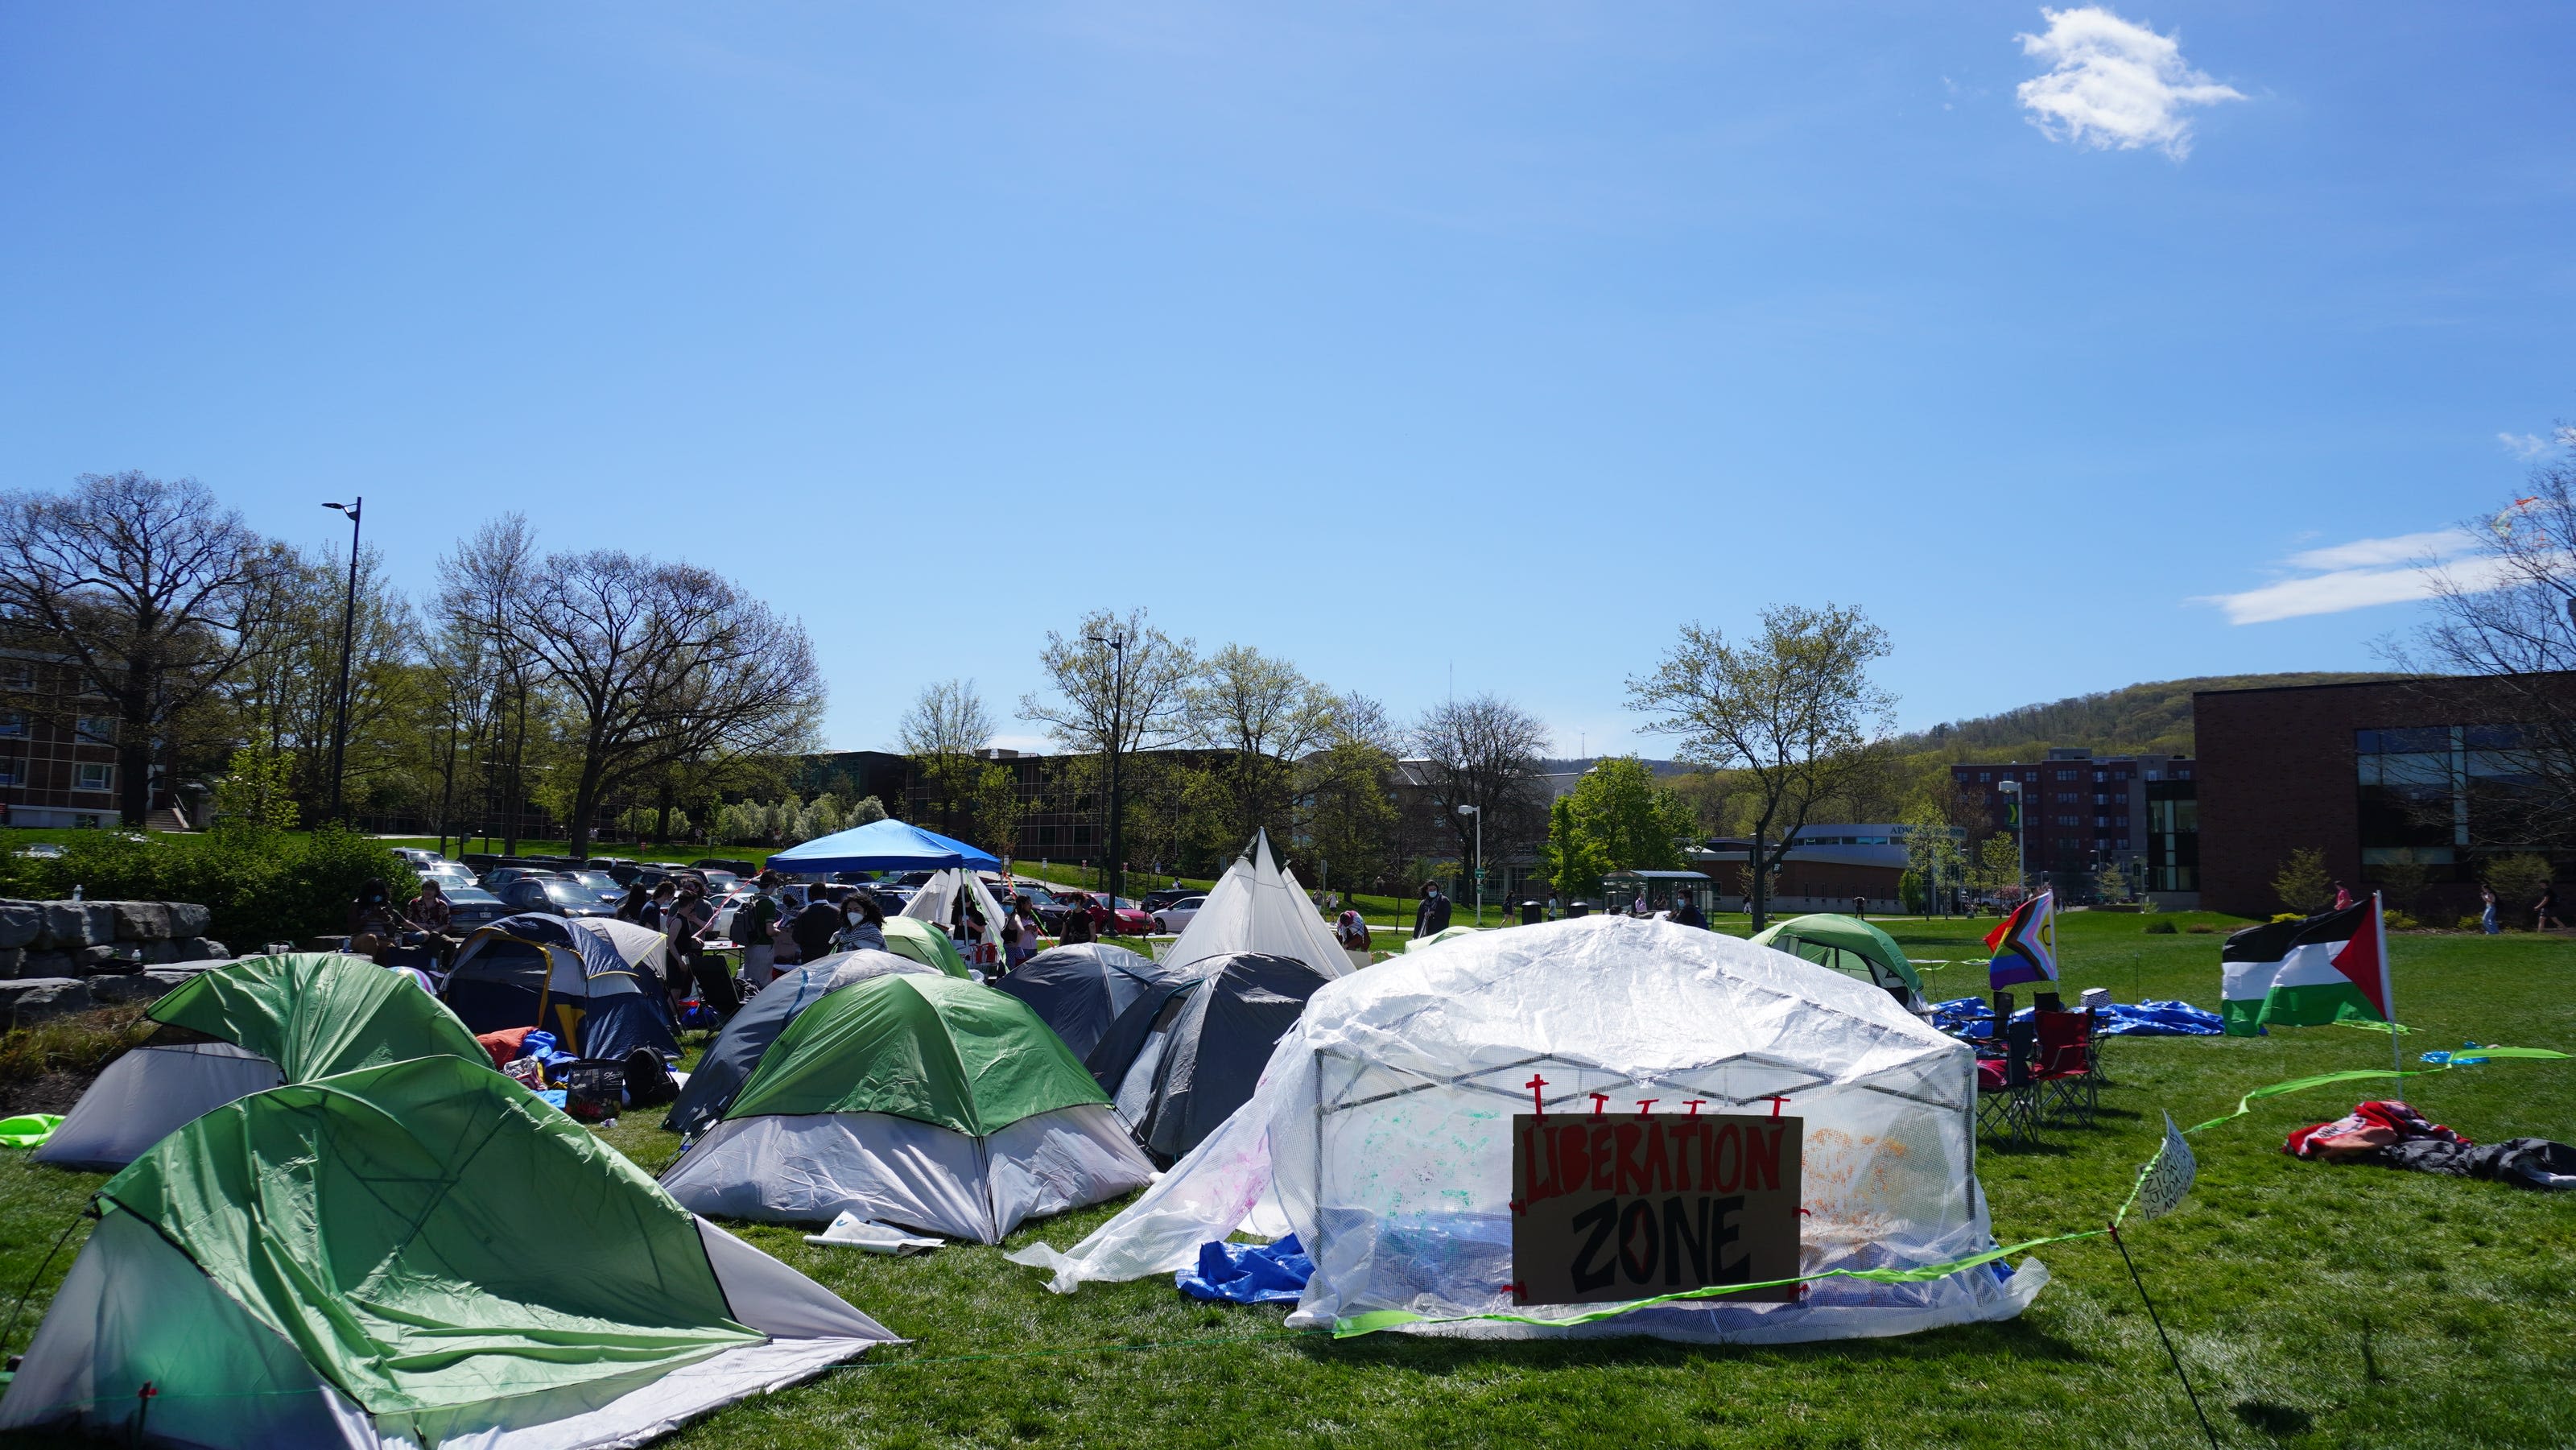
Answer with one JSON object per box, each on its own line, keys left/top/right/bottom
{"left": 654, "top": 776, "right": 674, "bottom": 846}
{"left": 503, "top": 676, "right": 529, "bottom": 857}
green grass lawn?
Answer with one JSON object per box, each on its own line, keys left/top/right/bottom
{"left": 4, "top": 913, "right": 2574, "bottom": 1447}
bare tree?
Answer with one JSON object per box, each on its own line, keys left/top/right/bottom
{"left": 1186, "top": 644, "right": 1334, "bottom": 846}
{"left": 2394, "top": 438, "right": 2576, "bottom": 849}
{"left": 0, "top": 472, "right": 279, "bottom": 823}
{"left": 1020, "top": 608, "right": 1195, "bottom": 901}
{"left": 1409, "top": 693, "right": 1551, "bottom": 888}
{"left": 1628, "top": 603, "right": 1897, "bottom": 930}
{"left": 513, "top": 549, "right": 825, "bottom": 857}
{"left": 436, "top": 516, "right": 542, "bottom": 853}
{"left": 900, "top": 679, "right": 998, "bottom": 837}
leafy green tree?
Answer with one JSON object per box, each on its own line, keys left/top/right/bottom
{"left": 1560, "top": 758, "right": 1699, "bottom": 873}
{"left": 2272, "top": 847, "right": 2333, "bottom": 915}
{"left": 1302, "top": 737, "right": 1400, "bottom": 896}
{"left": 2094, "top": 857, "right": 2130, "bottom": 903}
{"left": 210, "top": 744, "right": 299, "bottom": 834}
{"left": 1540, "top": 795, "right": 1611, "bottom": 902}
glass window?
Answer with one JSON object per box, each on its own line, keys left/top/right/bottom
{"left": 0, "top": 713, "right": 22, "bottom": 737}
{"left": 2378, "top": 726, "right": 2450, "bottom": 754}
{"left": 75, "top": 762, "right": 113, "bottom": 792}
{"left": 1978, "top": 772, "right": 1991, "bottom": 783}
{"left": 2355, "top": 729, "right": 2382, "bottom": 755}
{"left": 75, "top": 716, "right": 115, "bottom": 744}
{"left": 0, "top": 760, "right": 18, "bottom": 787}
{"left": 2464, "top": 725, "right": 2525, "bottom": 750}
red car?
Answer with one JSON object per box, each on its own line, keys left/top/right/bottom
{"left": 1062, "top": 890, "right": 1157, "bottom": 936}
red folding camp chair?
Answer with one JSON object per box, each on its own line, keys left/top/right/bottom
{"left": 2032, "top": 1010, "right": 2095, "bottom": 1127}
{"left": 1975, "top": 1019, "right": 2041, "bottom": 1149}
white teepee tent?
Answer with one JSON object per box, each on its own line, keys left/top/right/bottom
{"left": 1158, "top": 830, "right": 1351, "bottom": 980}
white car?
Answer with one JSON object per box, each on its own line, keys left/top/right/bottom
{"left": 1153, "top": 895, "right": 1208, "bottom": 934}
{"left": 392, "top": 847, "right": 448, "bottom": 867}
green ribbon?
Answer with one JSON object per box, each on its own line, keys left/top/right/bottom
{"left": 2182, "top": 1048, "right": 2570, "bottom": 1134}
{"left": 1331, "top": 1228, "right": 2107, "bottom": 1339}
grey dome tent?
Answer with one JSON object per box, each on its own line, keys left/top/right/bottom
{"left": 663, "top": 948, "right": 939, "bottom": 1136}
{"left": 992, "top": 942, "right": 1188, "bottom": 1060}
{"left": 1088, "top": 950, "right": 1331, "bottom": 1165}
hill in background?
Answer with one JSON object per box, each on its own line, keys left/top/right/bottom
{"left": 1897, "top": 671, "right": 2405, "bottom": 762}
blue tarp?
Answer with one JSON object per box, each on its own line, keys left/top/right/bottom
{"left": 1177, "top": 1234, "right": 1313, "bottom": 1304}
{"left": 1930, "top": 996, "right": 2223, "bottom": 1039}
{"left": 766, "top": 819, "right": 1002, "bottom": 874}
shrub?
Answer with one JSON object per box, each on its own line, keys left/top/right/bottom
{"left": 2458, "top": 915, "right": 2487, "bottom": 932}
{"left": 2483, "top": 853, "right": 2555, "bottom": 925}
{"left": 2385, "top": 909, "right": 2419, "bottom": 931}
{"left": 2142, "top": 919, "right": 2178, "bottom": 934}
{"left": 5, "top": 824, "right": 412, "bottom": 948}
{"left": 2272, "top": 848, "right": 2334, "bottom": 915}
{"left": 0, "top": 1002, "right": 155, "bottom": 1086}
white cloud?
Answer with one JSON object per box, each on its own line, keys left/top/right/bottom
{"left": 2198, "top": 531, "right": 2513, "bottom": 625}
{"left": 2015, "top": 6, "right": 2244, "bottom": 159}
{"left": 2501, "top": 432, "right": 2550, "bottom": 460}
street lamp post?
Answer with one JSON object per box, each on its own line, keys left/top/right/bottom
{"left": 320, "top": 499, "right": 362, "bottom": 823}
{"left": 1456, "top": 803, "right": 1481, "bottom": 926}
{"left": 1998, "top": 779, "right": 2025, "bottom": 901}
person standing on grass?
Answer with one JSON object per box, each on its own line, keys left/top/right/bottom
{"left": 735, "top": 873, "right": 784, "bottom": 987}
{"left": 1414, "top": 881, "right": 1451, "bottom": 939}
{"left": 2539, "top": 882, "right": 2564, "bottom": 932}
{"left": 668, "top": 880, "right": 736, "bottom": 1021}
{"left": 2482, "top": 885, "right": 2501, "bottom": 935}
{"left": 1059, "top": 896, "right": 1096, "bottom": 944}
{"left": 791, "top": 888, "right": 843, "bottom": 961}
{"left": 614, "top": 882, "right": 650, "bottom": 923}
{"left": 2333, "top": 880, "right": 2354, "bottom": 911}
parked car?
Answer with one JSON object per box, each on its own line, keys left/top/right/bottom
{"left": 497, "top": 878, "right": 613, "bottom": 919}
{"left": 1152, "top": 895, "right": 1208, "bottom": 934}
{"left": 480, "top": 865, "right": 564, "bottom": 891}
{"left": 391, "top": 847, "right": 448, "bottom": 868}
{"left": 441, "top": 885, "right": 510, "bottom": 930}
{"left": 1053, "top": 890, "right": 1154, "bottom": 936}
{"left": 561, "top": 869, "right": 626, "bottom": 905}
{"left": 419, "top": 861, "right": 478, "bottom": 890}
{"left": 1140, "top": 887, "right": 1196, "bottom": 913}
{"left": 17, "top": 841, "right": 67, "bottom": 860}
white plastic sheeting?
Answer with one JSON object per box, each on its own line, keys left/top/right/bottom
{"left": 902, "top": 869, "right": 1011, "bottom": 938}
{"left": 31, "top": 1042, "right": 284, "bottom": 1171}
{"left": 1010, "top": 916, "right": 2049, "bottom": 1342}
{"left": 0, "top": 1211, "right": 896, "bottom": 1450}
{"left": 1158, "top": 831, "right": 1351, "bottom": 981}
{"left": 662, "top": 1104, "right": 1154, "bottom": 1244}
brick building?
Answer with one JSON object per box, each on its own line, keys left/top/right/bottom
{"left": 1950, "top": 748, "right": 2197, "bottom": 901}
{"left": 0, "top": 655, "right": 127, "bottom": 828}
{"left": 2196, "top": 675, "right": 2576, "bottom": 920}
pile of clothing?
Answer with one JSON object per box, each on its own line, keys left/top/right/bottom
{"left": 2287, "top": 1100, "right": 2576, "bottom": 1190}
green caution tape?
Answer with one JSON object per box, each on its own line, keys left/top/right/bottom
{"left": 2183, "top": 1048, "right": 2570, "bottom": 1134}
{"left": 1330, "top": 1227, "right": 2107, "bottom": 1339}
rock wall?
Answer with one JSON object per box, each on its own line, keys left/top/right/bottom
{"left": 0, "top": 899, "right": 233, "bottom": 1024}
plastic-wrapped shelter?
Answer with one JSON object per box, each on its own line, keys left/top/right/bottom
{"left": 1159, "top": 831, "right": 1351, "bottom": 981}
{"left": 1011, "top": 917, "right": 2046, "bottom": 1343}
{"left": 1087, "top": 950, "right": 1331, "bottom": 1166}
{"left": 443, "top": 913, "right": 682, "bottom": 1062}
{"left": 0, "top": 1055, "right": 896, "bottom": 1448}
{"left": 1405, "top": 925, "right": 1481, "bottom": 952}
{"left": 881, "top": 915, "right": 971, "bottom": 978}
{"left": 766, "top": 818, "right": 1000, "bottom": 874}
{"left": 1748, "top": 915, "right": 1925, "bottom": 1011}
{"left": 661, "top": 973, "right": 1154, "bottom": 1242}
{"left": 663, "top": 949, "right": 939, "bottom": 1135}
{"left": 901, "top": 867, "right": 1013, "bottom": 940}
{"left": 993, "top": 942, "right": 1187, "bottom": 1060}
{"left": 34, "top": 953, "right": 487, "bottom": 1171}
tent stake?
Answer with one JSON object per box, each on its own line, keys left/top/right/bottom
{"left": 2110, "top": 1225, "right": 2222, "bottom": 1450}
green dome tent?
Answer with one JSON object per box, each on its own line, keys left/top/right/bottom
{"left": 881, "top": 915, "right": 972, "bottom": 978}
{"left": 1748, "top": 914, "right": 1926, "bottom": 1007}
{"left": 0, "top": 1054, "right": 894, "bottom": 1448}
{"left": 34, "top": 953, "right": 489, "bottom": 1171}
{"left": 661, "top": 973, "right": 1154, "bottom": 1242}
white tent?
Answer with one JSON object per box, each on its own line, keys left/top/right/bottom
{"left": 902, "top": 868, "right": 1013, "bottom": 969}
{"left": 1011, "top": 916, "right": 2047, "bottom": 1343}
{"left": 1159, "top": 830, "right": 1352, "bottom": 980}
{"left": 568, "top": 915, "right": 671, "bottom": 977}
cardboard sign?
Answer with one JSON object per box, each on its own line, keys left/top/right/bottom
{"left": 1510, "top": 1112, "right": 1802, "bottom": 1306}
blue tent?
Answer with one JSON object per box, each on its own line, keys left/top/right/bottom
{"left": 441, "top": 913, "right": 682, "bottom": 1062}
{"left": 767, "top": 818, "right": 1001, "bottom": 873}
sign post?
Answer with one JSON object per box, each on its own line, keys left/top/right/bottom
{"left": 1510, "top": 1111, "right": 1802, "bottom": 1306}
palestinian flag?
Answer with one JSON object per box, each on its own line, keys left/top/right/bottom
{"left": 1987, "top": 890, "right": 2058, "bottom": 989}
{"left": 2219, "top": 895, "right": 2392, "bottom": 1037}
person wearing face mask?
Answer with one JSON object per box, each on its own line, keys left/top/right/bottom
{"left": 735, "top": 872, "right": 785, "bottom": 987}
{"left": 832, "top": 890, "right": 887, "bottom": 954}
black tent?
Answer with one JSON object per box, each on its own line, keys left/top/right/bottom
{"left": 662, "top": 949, "right": 935, "bottom": 1134}
{"left": 992, "top": 943, "right": 1187, "bottom": 1060}
{"left": 1086, "top": 950, "right": 1329, "bottom": 1164}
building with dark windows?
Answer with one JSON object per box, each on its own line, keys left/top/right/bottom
{"left": 0, "top": 655, "right": 127, "bottom": 828}
{"left": 2194, "top": 675, "right": 2576, "bottom": 920}
{"left": 1948, "top": 749, "right": 2195, "bottom": 902}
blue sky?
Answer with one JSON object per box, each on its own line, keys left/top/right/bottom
{"left": 4, "top": 4, "right": 2570, "bottom": 757}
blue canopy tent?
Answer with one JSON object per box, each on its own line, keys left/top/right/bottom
{"left": 767, "top": 819, "right": 1002, "bottom": 874}
{"left": 441, "top": 913, "right": 683, "bottom": 1062}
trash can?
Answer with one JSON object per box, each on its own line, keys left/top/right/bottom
{"left": 1567, "top": 900, "right": 1591, "bottom": 919}
{"left": 1518, "top": 900, "right": 1544, "bottom": 926}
